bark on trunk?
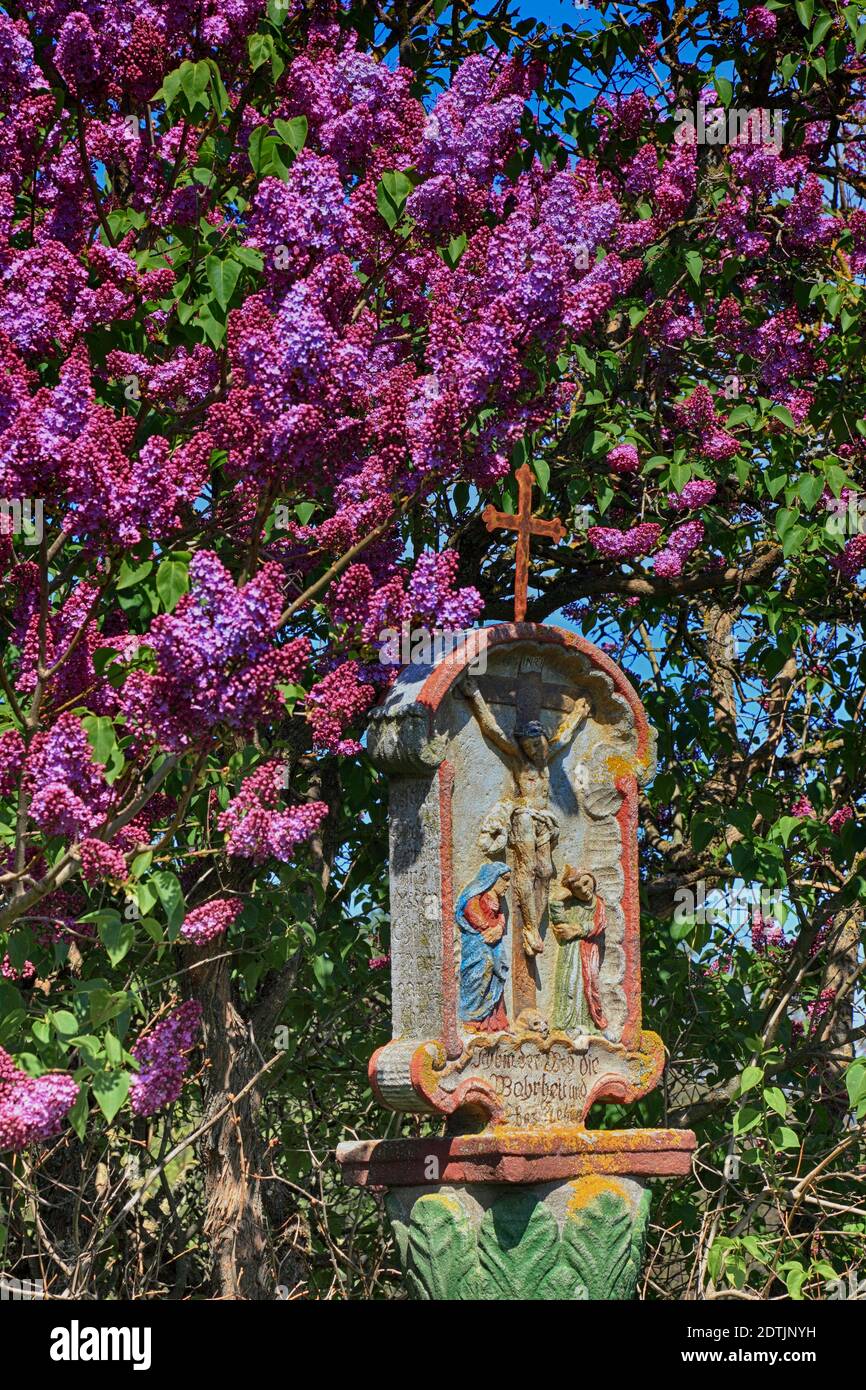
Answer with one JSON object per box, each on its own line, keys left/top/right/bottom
{"left": 190, "top": 945, "right": 274, "bottom": 1300}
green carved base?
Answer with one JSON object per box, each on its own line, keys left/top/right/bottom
{"left": 386, "top": 1177, "right": 651, "bottom": 1301}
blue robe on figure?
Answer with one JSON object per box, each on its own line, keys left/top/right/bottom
{"left": 456, "top": 861, "right": 510, "bottom": 1031}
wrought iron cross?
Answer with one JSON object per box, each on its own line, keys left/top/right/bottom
{"left": 482, "top": 463, "right": 566, "bottom": 622}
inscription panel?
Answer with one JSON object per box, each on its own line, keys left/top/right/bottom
{"left": 437, "top": 1036, "right": 638, "bottom": 1126}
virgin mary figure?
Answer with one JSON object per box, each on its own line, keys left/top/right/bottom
{"left": 456, "top": 862, "right": 511, "bottom": 1032}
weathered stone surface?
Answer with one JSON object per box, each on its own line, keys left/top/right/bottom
{"left": 365, "top": 622, "right": 661, "bottom": 1126}
{"left": 337, "top": 619, "right": 694, "bottom": 1301}
{"left": 337, "top": 1126, "right": 696, "bottom": 1186}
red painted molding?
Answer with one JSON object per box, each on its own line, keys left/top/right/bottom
{"left": 336, "top": 1126, "right": 696, "bottom": 1187}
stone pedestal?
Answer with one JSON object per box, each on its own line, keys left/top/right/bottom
{"left": 338, "top": 1126, "right": 695, "bottom": 1301}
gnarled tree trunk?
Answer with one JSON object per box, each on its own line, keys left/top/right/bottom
{"left": 190, "top": 945, "right": 274, "bottom": 1300}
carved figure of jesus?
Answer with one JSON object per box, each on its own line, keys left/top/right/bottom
{"left": 458, "top": 675, "right": 591, "bottom": 957}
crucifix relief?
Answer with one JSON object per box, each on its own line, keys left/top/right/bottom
{"left": 340, "top": 620, "right": 696, "bottom": 1300}
{"left": 482, "top": 463, "right": 566, "bottom": 622}
{"left": 361, "top": 622, "right": 667, "bottom": 1135}
{"left": 457, "top": 658, "right": 592, "bottom": 1019}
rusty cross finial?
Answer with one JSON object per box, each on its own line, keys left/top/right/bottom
{"left": 482, "top": 463, "right": 566, "bottom": 622}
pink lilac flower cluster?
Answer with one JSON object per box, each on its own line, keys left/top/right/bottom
{"left": 0, "top": 26, "right": 647, "bottom": 770}
{"left": 827, "top": 806, "right": 854, "bottom": 835}
{"left": 406, "top": 550, "right": 483, "bottom": 628}
{"left": 745, "top": 7, "right": 777, "bottom": 41}
{"left": 218, "top": 761, "right": 328, "bottom": 864}
{"left": 668, "top": 479, "right": 717, "bottom": 511}
{"left": 606, "top": 443, "right": 640, "bottom": 476}
{"left": 654, "top": 520, "right": 705, "bottom": 578}
{"left": 0, "top": 727, "right": 25, "bottom": 796}
{"left": 78, "top": 837, "right": 127, "bottom": 885}
{"left": 0, "top": 1047, "right": 79, "bottom": 1152}
{"left": 307, "top": 660, "right": 377, "bottom": 753}
{"left": 129, "top": 1001, "right": 203, "bottom": 1117}
{"left": 704, "top": 956, "right": 734, "bottom": 977}
{"left": 672, "top": 387, "right": 738, "bottom": 461}
{"left": 805, "top": 987, "right": 836, "bottom": 1028}
{"left": 23, "top": 712, "right": 111, "bottom": 838}
{"left": 587, "top": 522, "right": 661, "bottom": 560}
{"left": 831, "top": 534, "right": 866, "bottom": 580}
{"left": 790, "top": 796, "right": 815, "bottom": 818}
{"left": 122, "top": 551, "right": 310, "bottom": 750}
{"left": 180, "top": 898, "right": 244, "bottom": 945}
{"left": 751, "top": 909, "right": 786, "bottom": 953}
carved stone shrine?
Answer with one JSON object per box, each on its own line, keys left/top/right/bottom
{"left": 337, "top": 622, "right": 695, "bottom": 1300}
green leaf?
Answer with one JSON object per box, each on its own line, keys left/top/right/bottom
{"left": 443, "top": 232, "right": 467, "bottom": 268}
{"left": 773, "top": 1126, "right": 801, "bottom": 1151}
{"left": 155, "top": 66, "right": 184, "bottom": 110}
{"left": 766, "top": 471, "right": 788, "bottom": 499}
{"left": 51, "top": 1010, "right": 80, "bottom": 1041}
{"left": 116, "top": 558, "right": 153, "bottom": 590}
{"left": 68, "top": 1085, "right": 89, "bottom": 1141}
{"left": 739, "top": 1065, "right": 765, "bottom": 1096}
{"left": 179, "top": 59, "right": 211, "bottom": 115}
{"left": 91, "top": 1070, "right": 130, "bottom": 1124}
{"left": 248, "top": 33, "right": 274, "bottom": 70}
{"left": 798, "top": 475, "right": 825, "bottom": 509}
{"left": 782, "top": 524, "right": 808, "bottom": 558}
{"left": 196, "top": 302, "right": 226, "bottom": 348}
{"left": 684, "top": 250, "right": 703, "bottom": 286}
{"left": 232, "top": 246, "right": 264, "bottom": 272}
{"left": 205, "top": 256, "right": 241, "bottom": 310}
{"left": 786, "top": 1263, "right": 808, "bottom": 1299}
{"left": 155, "top": 558, "right": 189, "bottom": 613}
{"left": 81, "top": 715, "right": 118, "bottom": 768}
{"left": 670, "top": 459, "right": 693, "bottom": 493}
{"left": 532, "top": 457, "right": 551, "bottom": 494}
{"left": 770, "top": 404, "right": 796, "bottom": 430}
{"left": 153, "top": 871, "right": 185, "bottom": 938}
{"left": 670, "top": 916, "right": 695, "bottom": 942}
{"left": 795, "top": 0, "right": 814, "bottom": 26}
{"left": 763, "top": 1086, "right": 787, "bottom": 1118}
{"left": 273, "top": 115, "right": 308, "bottom": 154}
{"left": 99, "top": 916, "right": 135, "bottom": 967}
{"left": 775, "top": 815, "right": 802, "bottom": 847}
{"left": 812, "top": 12, "right": 833, "bottom": 45}
{"left": 733, "top": 1104, "right": 762, "bottom": 1135}
{"left": 376, "top": 170, "right": 414, "bottom": 229}
{"left": 312, "top": 954, "right": 333, "bottom": 988}
{"left": 89, "top": 990, "right": 129, "bottom": 1027}
{"left": 845, "top": 1060, "right": 866, "bottom": 1109}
